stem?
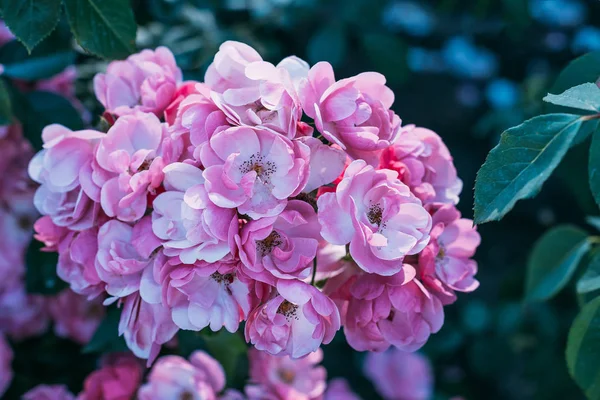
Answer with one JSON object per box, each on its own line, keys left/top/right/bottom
{"left": 581, "top": 113, "right": 600, "bottom": 121}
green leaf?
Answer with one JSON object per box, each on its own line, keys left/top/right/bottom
{"left": 0, "top": 40, "right": 75, "bottom": 81}
{"left": 590, "top": 129, "right": 600, "bottom": 209}
{"left": 83, "top": 306, "right": 128, "bottom": 353}
{"left": 587, "top": 216, "right": 600, "bottom": 232}
{"left": 573, "top": 118, "right": 599, "bottom": 146}
{"left": 543, "top": 83, "right": 600, "bottom": 113}
{"left": 474, "top": 114, "right": 583, "bottom": 224}
{"left": 525, "top": 225, "right": 590, "bottom": 301}
{"left": 202, "top": 330, "right": 247, "bottom": 385}
{"left": 13, "top": 91, "right": 84, "bottom": 150}
{"left": 552, "top": 52, "right": 600, "bottom": 96}
{"left": 0, "top": 0, "right": 62, "bottom": 52}
{"left": 307, "top": 24, "right": 347, "bottom": 69}
{"left": 566, "top": 296, "right": 600, "bottom": 399}
{"left": 360, "top": 33, "right": 407, "bottom": 86}
{"left": 64, "top": 0, "right": 136, "bottom": 60}
{"left": 0, "top": 79, "right": 12, "bottom": 125}
{"left": 25, "top": 239, "right": 66, "bottom": 295}
{"left": 578, "top": 249, "right": 600, "bottom": 295}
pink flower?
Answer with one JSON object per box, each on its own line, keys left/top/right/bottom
{"left": 0, "top": 280, "right": 49, "bottom": 340}
{"left": 200, "top": 126, "right": 309, "bottom": 218}
{"left": 206, "top": 41, "right": 309, "bottom": 138}
{"left": 336, "top": 271, "right": 443, "bottom": 352}
{"left": 299, "top": 62, "right": 401, "bottom": 164}
{"left": 160, "top": 256, "right": 252, "bottom": 333}
{"left": 364, "top": 349, "right": 433, "bottom": 400}
{"left": 0, "top": 21, "right": 14, "bottom": 46}
{"left": 297, "top": 137, "right": 346, "bottom": 193}
{"left": 317, "top": 160, "right": 431, "bottom": 276}
{"left": 151, "top": 162, "right": 237, "bottom": 264}
{"left": 236, "top": 200, "right": 320, "bottom": 284}
{"left": 164, "top": 81, "right": 199, "bottom": 125}
{"left": 95, "top": 112, "right": 176, "bottom": 222}
{"left": 79, "top": 353, "right": 144, "bottom": 400}
{"left": 138, "top": 351, "right": 225, "bottom": 400}
{"left": 94, "top": 47, "right": 182, "bottom": 117}
{"left": 28, "top": 124, "right": 104, "bottom": 230}
{"left": 379, "top": 126, "right": 463, "bottom": 205}
{"left": 0, "top": 333, "right": 12, "bottom": 397}
{"left": 96, "top": 218, "right": 161, "bottom": 299}
{"left": 245, "top": 348, "right": 326, "bottom": 400}
{"left": 417, "top": 204, "right": 480, "bottom": 304}
{"left": 324, "top": 379, "right": 360, "bottom": 400}
{"left": 245, "top": 280, "right": 340, "bottom": 358}
{"left": 118, "top": 293, "right": 178, "bottom": 362}
{"left": 0, "top": 123, "right": 36, "bottom": 212}
{"left": 23, "top": 385, "right": 75, "bottom": 400}
{"left": 48, "top": 289, "right": 105, "bottom": 345}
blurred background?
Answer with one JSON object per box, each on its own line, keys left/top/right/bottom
{"left": 21, "top": 0, "right": 600, "bottom": 398}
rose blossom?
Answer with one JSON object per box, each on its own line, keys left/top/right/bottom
{"left": 28, "top": 124, "right": 104, "bottom": 230}
{"left": 94, "top": 47, "right": 182, "bottom": 117}
{"left": 318, "top": 159, "right": 431, "bottom": 276}
{"left": 299, "top": 62, "right": 401, "bottom": 164}
{"left": 417, "top": 204, "right": 480, "bottom": 304}
{"left": 94, "top": 112, "right": 179, "bottom": 222}
{"left": 324, "top": 379, "right": 361, "bottom": 400}
{"left": 79, "top": 353, "right": 144, "bottom": 400}
{"left": 48, "top": 289, "right": 105, "bottom": 344}
{"left": 236, "top": 200, "right": 321, "bottom": 285}
{"left": 336, "top": 271, "right": 444, "bottom": 352}
{"left": 0, "top": 333, "right": 12, "bottom": 397}
{"left": 245, "top": 280, "right": 340, "bottom": 358}
{"left": 151, "top": 162, "right": 237, "bottom": 264}
{"left": 364, "top": 348, "right": 433, "bottom": 400}
{"left": 138, "top": 351, "right": 225, "bottom": 400}
{"left": 297, "top": 136, "right": 346, "bottom": 193}
{"left": 245, "top": 348, "right": 326, "bottom": 400}
{"left": 200, "top": 126, "right": 309, "bottom": 218}
{"left": 159, "top": 255, "right": 252, "bottom": 333}
{"left": 22, "top": 385, "right": 75, "bottom": 400}
{"left": 379, "top": 125, "right": 463, "bottom": 205}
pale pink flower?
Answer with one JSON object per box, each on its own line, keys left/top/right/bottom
{"left": 200, "top": 126, "right": 309, "bottom": 218}
{"left": 118, "top": 293, "right": 178, "bottom": 363}
{"left": 245, "top": 348, "right": 326, "bottom": 400}
{"left": 23, "top": 385, "right": 75, "bottom": 400}
{"left": 28, "top": 124, "right": 104, "bottom": 230}
{"left": 0, "top": 123, "right": 36, "bottom": 212}
{"left": 0, "top": 333, "right": 12, "bottom": 397}
{"left": 48, "top": 289, "right": 105, "bottom": 345}
{"left": 380, "top": 126, "right": 463, "bottom": 205}
{"left": 159, "top": 255, "right": 252, "bottom": 333}
{"left": 236, "top": 200, "right": 320, "bottom": 284}
{"left": 95, "top": 112, "right": 177, "bottom": 222}
{"left": 79, "top": 353, "right": 144, "bottom": 400}
{"left": 138, "top": 351, "right": 225, "bottom": 400}
{"left": 317, "top": 160, "right": 431, "bottom": 276}
{"left": 164, "top": 81, "right": 201, "bottom": 125}
{"left": 364, "top": 349, "right": 433, "bottom": 400}
{"left": 205, "top": 41, "right": 263, "bottom": 93}
{"left": 311, "top": 241, "right": 348, "bottom": 282}
{"left": 151, "top": 162, "right": 237, "bottom": 264}
{"left": 34, "top": 216, "right": 68, "bottom": 252}
{"left": 94, "top": 47, "right": 182, "bottom": 117}
{"left": 245, "top": 280, "right": 340, "bottom": 358}
{"left": 0, "top": 280, "right": 49, "bottom": 340}
{"left": 0, "top": 208, "right": 32, "bottom": 288}
{"left": 299, "top": 62, "right": 401, "bottom": 164}
{"left": 417, "top": 204, "right": 480, "bottom": 304}
{"left": 297, "top": 137, "right": 346, "bottom": 193}
{"left": 324, "top": 379, "right": 361, "bottom": 400}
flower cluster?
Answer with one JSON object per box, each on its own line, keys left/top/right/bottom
{"left": 30, "top": 40, "right": 480, "bottom": 363}
{"left": 19, "top": 347, "right": 434, "bottom": 400}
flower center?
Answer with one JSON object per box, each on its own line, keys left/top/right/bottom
{"left": 278, "top": 368, "right": 296, "bottom": 384}
{"left": 277, "top": 300, "right": 299, "bottom": 320}
{"left": 240, "top": 153, "right": 276, "bottom": 181}
{"left": 180, "top": 392, "right": 194, "bottom": 400}
{"left": 257, "top": 231, "right": 283, "bottom": 256}
{"left": 211, "top": 272, "right": 234, "bottom": 285}
{"left": 137, "top": 158, "right": 154, "bottom": 172}
{"left": 367, "top": 203, "right": 383, "bottom": 226}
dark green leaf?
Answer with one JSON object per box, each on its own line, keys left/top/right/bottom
{"left": 525, "top": 225, "right": 590, "bottom": 301}
{"left": 202, "top": 330, "right": 247, "bottom": 385}
{"left": 474, "top": 114, "right": 583, "bottom": 224}
{"left": 577, "top": 249, "right": 600, "bottom": 295}
{"left": 572, "top": 118, "right": 599, "bottom": 146}
{"left": 566, "top": 296, "right": 600, "bottom": 399}
{"left": 25, "top": 239, "right": 66, "bottom": 295}
{"left": 14, "top": 91, "right": 84, "bottom": 150}
{"left": 0, "top": 40, "right": 75, "bottom": 81}
{"left": 543, "top": 83, "right": 600, "bottom": 113}
{"left": 360, "top": 33, "right": 407, "bottom": 86}
{"left": 83, "top": 306, "right": 128, "bottom": 353}
{"left": 0, "top": 0, "right": 62, "bottom": 52}
{"left": 590, "top": 129, "right": 600, "bottom": 209}
{"left": 0, "top": 79, "right": 12, "bottom": 125}
{"left": 64, "top": 0, "right": 136, "bottom": 60}
{"left": 552, "top": 52, "right": 600, "bottom": 96}
{"left": 307, "top": 24, "right": 347, "bottom": 69}
{"left": 587, "top": 216, "right": 600, "bottom": 232}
